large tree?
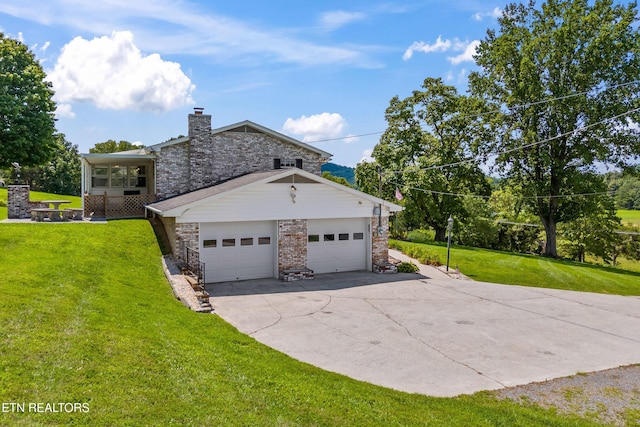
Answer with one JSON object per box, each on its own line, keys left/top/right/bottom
{"left": 18, "top": 134, "right": 81, "bottom": 195}
{"left": 0, "top": 33, "right": 57, "bottom": 168}
{"left": 470, "top": 0, "right": 640, "bottom": 256}
{"left": 358, "top": 78, "right": 490, "bottom": 241}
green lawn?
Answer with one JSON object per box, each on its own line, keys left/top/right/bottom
{"left": 391, "top": 240, "right": 640, "bottom": 296}
{"left": 0, "top": 220, "right": 597, "bottom": 426}
{"left": 618, "top": 209, "right": 640, "bottom": 227}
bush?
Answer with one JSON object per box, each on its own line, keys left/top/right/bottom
{"left": 397, "top": 262, "right": 419, "bottom": 273}
{"left": 390, "top": 241, "right": 442, "bottom": 266}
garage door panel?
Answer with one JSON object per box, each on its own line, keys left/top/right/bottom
{"left": 201, "top": 221, "right": 275, "bottom": 283}
{"left": 307, "top": 218, "right": 367, "bottom": 274}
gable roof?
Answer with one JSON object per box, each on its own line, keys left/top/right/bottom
{"left": 146, "top": 168, "right": 402, "bottom": 217}
{"left": 150, "top": 120, "right": 332, "bottom": 159}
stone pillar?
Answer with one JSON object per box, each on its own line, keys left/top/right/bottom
{"left": 371, "top": 215, "right": 396, "bottom": 273}
{"left": 175, "top": 222, "right": 199, "bottom": 260}
{"left": 188, "top": 109, "right": 213, "bottom": 191}
{"left": 277, "top": 219, "right": 308, "bottom": 271}
{"left": 8, "top": 185, "right": 30, "bottom": 219}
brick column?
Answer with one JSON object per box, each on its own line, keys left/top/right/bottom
{"left": 188, "top": 110, "right": 213, "bottom": 191}
{"left": 371, "top": 215, "right": 395, "bottom": 268}
{"left": 8, "top": 185, "right": 30, "bottom": 219}
{"left": 278, "top": 219, "right": 307, "bottom": 271}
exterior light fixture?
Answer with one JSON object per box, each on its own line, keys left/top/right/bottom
{"left": 290, "top": 185, "right": 297, "bottom": 203}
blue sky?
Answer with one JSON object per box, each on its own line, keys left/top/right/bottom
{"left": 1, "top": 0, "right": 504, "bottom": 166}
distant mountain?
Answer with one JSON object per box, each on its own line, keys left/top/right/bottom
{"left": 321, "top": 163, "right": 355, "bottom": 185}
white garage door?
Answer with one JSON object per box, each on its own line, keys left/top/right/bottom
{"left": 307, "top": 218, "right": 368, "bottom": 274}
{"left": 200, "top": 221, "right": 275, "bottom": 283}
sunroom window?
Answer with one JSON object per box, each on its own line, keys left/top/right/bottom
{"left": 90, "top": 165, "right": 147, "bottom": 188}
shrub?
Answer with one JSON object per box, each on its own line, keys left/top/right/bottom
{"left": 397, "top": 262, "right": 419, "bottom": 273}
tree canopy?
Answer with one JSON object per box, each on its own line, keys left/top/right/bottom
{"left": 0, "top": 33, "right": 57, "bottom": 168}
{"left": 469, "top": 0, "right": 640, "bottom": 256}
{"left": 89, "top": 140, "right": 142, "bottom": 154}
{"left": 357, "top": 78, "right": 490, "bottom": 241}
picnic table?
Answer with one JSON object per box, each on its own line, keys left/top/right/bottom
{"left": 31, "top": 200, "right": 75, "bottom": 222}
{"left": 40, "top": 200, "right": 71, "bottom": 210}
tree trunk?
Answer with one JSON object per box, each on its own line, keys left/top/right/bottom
{"left": 540, "top": 216, "right": 558, "bottom": 257}
{"left": 434, "top": 227, "right": 447, "bottom": 242}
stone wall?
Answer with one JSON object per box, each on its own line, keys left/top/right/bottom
{"left": 174, "top": 222, "right": 199, "bottom": 261}
{"left": 278, "top": 219, "right": 308, "bottom": 271}
{"left": 155, "top": 141, "right": 190, "bottom": 200}
{"left": 8, "top": 185, "right": 30, "bottom": 219}
{"left": 154, "top": 113, "right": 326, "bottom": 199}
{"left": 371, "top": 215, "right": 390, "bottom": 266}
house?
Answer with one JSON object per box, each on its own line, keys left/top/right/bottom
{"left": 81, "top": 108, "right": 402, "bottom": 283}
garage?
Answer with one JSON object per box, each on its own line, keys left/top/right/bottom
{"left": 307, "top": 218, "right": 368, "bottom": 273}
{"left": 200, "top": 221, "right": 275, "bottom": 283}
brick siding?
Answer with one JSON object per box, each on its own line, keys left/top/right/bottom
{"left": 278, "top": 219, "right": 308, "bottom": 271}
{"left": 155, "top": 114, "right": 324, "bottom": 199}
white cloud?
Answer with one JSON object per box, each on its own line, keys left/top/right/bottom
{"left": 403, "top": 36, "right": 451, "bottom": 60}
{"left": 447, "top": 40, "right": 480, "bottom": 65}
{"left": 319, "top": 10, "right": 366, "bottom": 31}
{"left": 40, "top": 41, "right": 50, "bottom": 52}
{"left": 48, "top": 31, "right": 195, "bottom": 112}
{"left": 360, "top": 149, "right": 374, "bottom": 163}
{"left": 0, "top": 1, "right": 377, "bottom": 68}
{"left": 283, "top": 112, "right": 348, "bottom": 143}
{"left": 17, "top": 32, "right": 24, "bottom": 43}
{"left": 403, "top": 36, "right": 470, "bottom": 61}
{"left": 55, "top": 103, "right": 75, "bottom": 119}
{"left": 473, "top": 7, "right": 503, "bottom": 21}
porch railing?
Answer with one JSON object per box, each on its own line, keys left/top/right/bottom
{"left": 84, "top": 194, "right": 156, "bottom": 218}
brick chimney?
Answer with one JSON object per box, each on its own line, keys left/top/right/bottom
{"left": 188, "top": 108, "right": 213, "bottom": 191}
{"left": 188, "top": 107, "right": 211, "bottom": 137}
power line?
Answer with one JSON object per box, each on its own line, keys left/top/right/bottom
{"left": 401, "top": 185, "right": 616, "bottom": 201}
{"left": 304, "top": 80, "right": 640, "bottom": 144}
{"left": 389, "top": 106, "right": 640, "bottom": 175}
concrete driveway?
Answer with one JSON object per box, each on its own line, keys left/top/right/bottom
{"left": 207, "top": 252, "right": 640, "bottom": 397}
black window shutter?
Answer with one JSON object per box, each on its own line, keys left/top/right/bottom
{"left": 295, "top": 159, "right": 303, "bottom": 169}
{"left": 274, "top": 158, "right": 281, "bottom": 169}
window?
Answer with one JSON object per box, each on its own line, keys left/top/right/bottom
{"left": 339, "top": 233, "right": 349, "bottom": 241}
{"left": 203, "top": 239, "right": 217, "bottom": 248}
{"left": 308, "top": 234, "right": 320, "bottom": 242}
{"left": 129, "top": 166, "right": 147, "bottom": 187}
{"left": 241, "top": 238, "right": 253, "bottom": 246}
{"left": 353, "top": 232, "right": 364, "bottom": 240}
{"left": 280, "top": 159, "right": 297, "bottom": 168}
{"left": 90, "top": 164, "right": 147, "bottom": 189}
{"left": 111, "top": 166, "right": 125, "bottom": 187}
{"left": 258, "top": 237, "right": 271, "bottom": 245}
{"left": 324, "top": 234, "right": 335, "bottom": 242}
{"left": 222, "top": 239, "right": 236, "bottom": 247}
{"left": 91, "top": 166, "right": 108, "bottom": 187}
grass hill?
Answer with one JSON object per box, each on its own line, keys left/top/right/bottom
{"left": 0, "top": 219, "right": 596, "bottom": 426}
